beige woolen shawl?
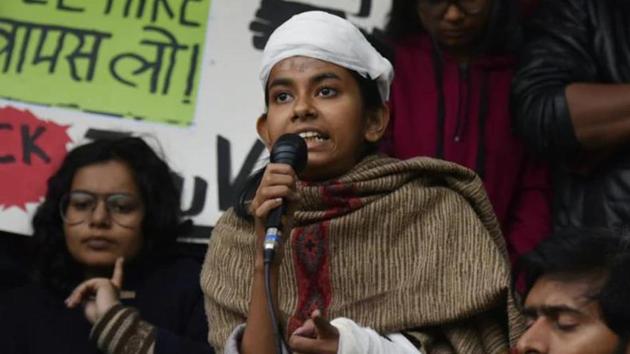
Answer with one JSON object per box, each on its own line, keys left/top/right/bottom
{"left": 201, "top": 155, "right": 524, "bottom": 353}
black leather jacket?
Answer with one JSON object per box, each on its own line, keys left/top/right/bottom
{"left": 512, "top": 0, "right": 630, "bottom": 231}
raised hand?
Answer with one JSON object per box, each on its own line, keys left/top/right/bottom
{"left": 249, "top": 163, "right": 299, "bottom": 266}
{"left": 65, "top": 257, "right": 124, "bottom": 324}
{"left": 289, "top": 310, "right": 340, "bottom": 354}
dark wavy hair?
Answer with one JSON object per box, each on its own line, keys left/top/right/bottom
{"left": 386, "top": 0, "right": 522, "bottom": 55}
{"left": 31, "top": 137, "right": 182, "bottom": 295}
{"left": 234, "top": 70, "right": 385, "bottom": 219}
{"left": 516, "top": 228, "right": 630, "bottom": 341}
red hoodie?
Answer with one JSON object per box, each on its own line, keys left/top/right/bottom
{"left": 384, "top": 33, "right": 551, "bottom": 261}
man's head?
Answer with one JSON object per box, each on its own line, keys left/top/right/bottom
{"left": 516, "top": 228, "right": 630, "bottom": 354}
{"left": 416, "top": 0, "right": 493, "bottom": 57}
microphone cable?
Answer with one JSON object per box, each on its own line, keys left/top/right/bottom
{"left": 264, "top": 258, "right": 292, "bottom": 354}
{"left": 261, "top": 133, "right": 306, "bottom": 354}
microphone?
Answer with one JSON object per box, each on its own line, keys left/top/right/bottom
{"left": 263, "top": 133, "right": 307, "bottom": 263}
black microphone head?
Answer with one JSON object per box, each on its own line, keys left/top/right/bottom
{"left": 270, "top": 133, "right": 308, "bottom": 174}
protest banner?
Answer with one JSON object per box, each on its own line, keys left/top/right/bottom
{"left": 0, "top": 0, "right": 392, "bottom": 241}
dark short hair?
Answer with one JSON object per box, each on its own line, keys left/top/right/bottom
{"left": 31, "top": 137, "right": 182, "bottom": 294}
{"left": 517, "top": 228, "right": 630, "bottom": 339}
{"left": 385, "top": 0, "right": 522, "bottom": 55}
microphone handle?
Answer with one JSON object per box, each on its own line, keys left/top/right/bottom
{"left": 263, "top": 200, "right": 287, "bottom": 263}
{"left": 265, "top": 201, "right": 286, "bottom": 230}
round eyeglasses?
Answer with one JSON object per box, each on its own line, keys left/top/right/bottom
{"left": 59, "top": 191, "right": 143, "bottom": 228}
{"left": 418, "top": 0, "right": 486, "bottom": 17}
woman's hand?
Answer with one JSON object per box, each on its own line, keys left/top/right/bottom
{"left": 249, "top": 163, "right": 299, "bottom": 267}
{"left": 65, "top": 257, "right": 124, "bottom": 324}
{"left": 289, "top": 310, "right": 340, "bottom": 354}
{"left": 240, "top": 164, "right": 300, "bottom": 354}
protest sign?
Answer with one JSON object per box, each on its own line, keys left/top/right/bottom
{"left": 0, "top": 0, "right": 391, "bottom": 241}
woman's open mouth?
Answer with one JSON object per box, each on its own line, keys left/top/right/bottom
{"left": 298, "top": 130, "right": 330, "bottom": 142}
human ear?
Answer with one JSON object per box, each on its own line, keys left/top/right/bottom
{"left": 364, "top": 104, "right": 390, "bottom": 143}
{"left": 256, "top": 113, "right": 272, "bottom": 149}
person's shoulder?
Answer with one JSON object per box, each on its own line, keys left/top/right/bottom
{"left": 1, "top": 282, "right": 52, "bottom": 302}
{"left": 397, "top": 156, "right": 494, "bottom": 213}
{"left": 356, "top": 154, "right": 478, "bottom": 184}
{"left": 145, "top": 256, "right": 202, "bottom": 286}
{"left": 0, "top": 282, "right": 63, "bottom": 318}
{"left": 131, "top": 256, "right": 204, "bottom": 313}
{"left": 162, "top": 256, "right": 202, "bottom": 275}
{"left": 358, "top": 155, "right": 484, "bottom": 208}
{"left": 400, "top": 156, "right": 479, "bottom": 181}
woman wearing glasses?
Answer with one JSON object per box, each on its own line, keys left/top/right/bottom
{"left": 0, "top": 137, "right": 213, "bottom": 354}
{"left": 382, "top": 0, "right": 551, "bottom": 263}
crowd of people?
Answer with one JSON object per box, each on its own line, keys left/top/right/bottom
{"left": 1, "top": 0, "right": 630, "bottom": 353}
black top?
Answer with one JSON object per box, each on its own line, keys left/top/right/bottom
{"left": 0, "top": 257, "right": 213, "bottom": 354}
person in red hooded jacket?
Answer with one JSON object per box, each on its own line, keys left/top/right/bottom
{"left": 382, "top": 0, "right": 550, "bottom": 261}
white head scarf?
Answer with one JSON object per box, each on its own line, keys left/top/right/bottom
{"left": 259, "top": 11, "right": 394, "bottom": 101}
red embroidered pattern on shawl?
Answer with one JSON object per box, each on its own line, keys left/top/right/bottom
{"left": 287, "top": 181, "right": 363, "bottom": 333}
